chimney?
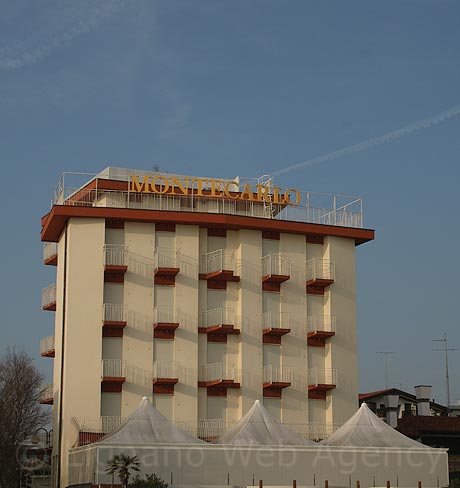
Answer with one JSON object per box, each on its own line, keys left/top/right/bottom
{"left": 415, "top": 385, "right": 432, "bottom": 416}
{"left": 384, "top": 394, "right": 399, "bottom": 428}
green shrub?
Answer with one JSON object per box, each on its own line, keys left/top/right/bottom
{"left": 130, "top": 473, "right": 169, "bottom": 488}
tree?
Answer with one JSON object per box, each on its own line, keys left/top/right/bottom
{"left": 130, "top": 473, "right": 169, "bottom": 488}
{"left": 105, "top": 453, "right": 140, "bottom": 487}
{"left": 0, "top": 347, "right": 50, "bottom": 488}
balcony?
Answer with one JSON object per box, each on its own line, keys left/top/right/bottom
{"left": 74, "top": 416, "right": 123, "bottom": 446}
{"left": 39, "top": 384, "right": 53, "bottom": 405}
{"left": 307, "top": 315, "right": 336, "bottom": 347}
{"left": 263, "top": 365, "right": 292, "bottom": 398}
{"left": 153, "top": 361, "right": 179, "bottom": 395}
{"left": 103, "top": 244, "right": 128, "bottom": 283}
{"left": 43, "top": 242, "right": 58, "bottom": 266}
{"left": 40, "top": 335, "right": 55, "bottom": 358}
{"left": 153, "top": 306, "right": 180, "bottom": 339}
{"left": 306, "top": 259, "right": 335, "bottom": 295}
{"left": 102, "top": 304, "right": 127, "bottom": 337}
{"left": 41, "top": 284, "right": 56, "bottom": 311}
{"left": 199, "top": 308, "right": 240, "bottom": 343}
{"left": 101, "top": 359, "right": 126, "bottom": 393}
{"left": 199, "top": 250, "right": 240, "bottom": 289}
{"left": 154, "top": 247, "right": 180, "bottom": 285}
{"left": 262, "top": 254, "right": 291, "bottom": 292}
{"left": 198, "top": 363, "right": 241, "bottom": 396}
{"left": 308, "top": 368, "right": 337, "bottom": 399}
{"left": 262, "top": 311, "right": 291, "bottom": 344}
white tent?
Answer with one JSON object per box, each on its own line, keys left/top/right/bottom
{"left": 97, "top": 396, "right": 205, "bottom": 445}
{"left": 217, "top": 399, "right": 314, "bottom": 446}
{"left": 321, "top": 402, "right": 426, "bottom": 448}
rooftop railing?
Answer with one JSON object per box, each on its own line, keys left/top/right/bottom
{"left": 51, "top": 170, "right": 364, "bottom": 229}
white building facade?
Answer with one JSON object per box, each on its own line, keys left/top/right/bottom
{"left": 39, "top": 168, "right": 374, "bottom": 487}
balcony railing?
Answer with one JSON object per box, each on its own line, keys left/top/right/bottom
{"left": 104, "top": 244, "right": 127, "bottom": 267}
{"left": 262, "top": 311, "right": 291, "bottom": 329}
{"left": 73, "top": 416, "right": 123, "bottom": 446}
{"left": 43, "top": 242, "right": 58, "bottom": 265}
{"left": 39, "top": 384, "right": 53, "bottom": 405}
{"left": 103, "top": 303, "right": 127, "bottom": 323}
{"left": 41, "top": 284, "right": 56, "bottom": 311}
{"left": 40, "top": 335, "right": 55, "bottom": 358}
{"left": 306, "top": 259, "right": 335, "bottom": 282}
{"left": 203, "top": 307, "right": 235, "bottom": 328}
{"left": 101, "top": 359, "right": 126, "bottom": 378}
{"left": 153, "top": 361, "right": 179, "bottom": 380}
{"left": 199, "top": 362, "right": 241, "bottom": 384}
{"left": 308, "top": 368, "right": 337, "bottom": 386}
{"left": 307, "top": 315, "right": 336, "bottom": 334}
{"left": 263, "top": 365, "right": 293, "bottom": 384}
{"left": 201, "top": 249, "right": 237, "bottom": 275}
{"left": 262, "top": 254, "right": 291, "bottom": 278}
{"left": 154, "top": 305, "right": 179, "bottom": 324}
{"left": 154, "top": 247, "right": 180, "bottom": 270}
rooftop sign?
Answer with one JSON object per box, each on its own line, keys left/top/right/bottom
{"left": 130, "top": 174, "right": 301, "bottom": 206}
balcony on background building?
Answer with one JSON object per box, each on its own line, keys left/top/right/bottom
{"left": 198, "top": 362, "right": 241, "bottom": 396}
{"left": 262, "top": 311, "right": 291, "bottom": 344}
{"left": 263, "top": 365, "right": 292, "bottom": 398}
{"left": 101, "top": 359, "right": 126, "bottom": 393}
{"left": 199, "top": 250, "right": 240, "bottom": 289}
{"left": 43, "top": 242, "right": 58, "bottom": 266}
{"left": 306, "top": 259, "right": 335, "bottom": 295}
{"left": 102, "top": 304, "right": 127, "bottom": 337}
{"left": 103, "top": 244, "right": 128, "bottom": 282}
{"left": 153, "top": 305, "right": 180, "bottom": 339}
{"left": 199, "top": 308, "right": 240, "bottom": 343}
{"left": 152, "top": 361, "right": 179, "bottom": 395}
{"left": 41, "top": 284, "right": 56, "bottom": 311}
{"left": 307, "top": 368, "right": 337, "bottom": 399}
{"left": 74, "top": 416, "right": 123, "bottom": 446}
{"left": 40, "top": 335, "right": 55, "bottom": 358}
{"left": 306, "top": 315, "right": 336, "bottom": 347}
{"left": 261, "top": 254, "right": 291, "bottom": 291}
{"left": 154, "top": 247, "right": 180, "bottom": 285}
{"left": 39, "top": 384, "right": 53, "bottom": 405}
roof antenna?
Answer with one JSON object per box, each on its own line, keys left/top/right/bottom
{"left": 433, "top": 332, "right": 458, "bottom": 414}
{"left": 377, "top": 351, "right": 395, "bottom": 389}
{"left": 152, "top": 164, "right": 160, "bottom": 173}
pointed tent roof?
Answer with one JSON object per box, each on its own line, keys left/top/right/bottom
{"left": 98, "top": 397, "right": 205, "bottom": 445}
{"left": 321, "top": 402, "right": 426, "bottom": 448}
{"left": 217, "top": 399, "right": 315, "bottom": 446}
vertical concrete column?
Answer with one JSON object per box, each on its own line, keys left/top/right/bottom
{"left": 122, "top": 222, "right": 155, "bottom": 415}
{"left": 175, "top": 224, "right": 200, "bottom": 426}
{"left": 60, "top": 218, "right": 105, "bottom": 487}
{"left": 384, "top": 394, "right": 400, "bottom": 427}
{"left": 279, "top": 234, "right": 308, "bottom": 423}
{"left": 324, "top": 236, "right": 358, "bottom": 425}
{"left": 237, "top": 229, "right": 263, "bottom": 416}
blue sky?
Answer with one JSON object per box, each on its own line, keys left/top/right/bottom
{"left": 1, "top": 0, "right": 459, "bottom": 405}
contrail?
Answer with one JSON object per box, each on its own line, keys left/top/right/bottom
{"left": 0, "top": 0, "right": 128, "bottom": 70}
{"left": 272, "top": 103, "right": 460, "bottom": 176}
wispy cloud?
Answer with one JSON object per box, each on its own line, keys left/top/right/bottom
{"left": 0, "top": 0, "right": 128, "bottom": 70}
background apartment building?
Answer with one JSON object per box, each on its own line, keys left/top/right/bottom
{"left": 39, "top": 167, "right": 374, "bottom": 485}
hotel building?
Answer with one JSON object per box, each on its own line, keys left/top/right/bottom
{"left": 39, "top": 167, "right": 374, "bottom": 486}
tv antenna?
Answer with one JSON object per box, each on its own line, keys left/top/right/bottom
{"left": 377, "top": 351, "right": 395, "bottom": 389}
{"left": 433, "top": 332, "right": 458, "bottom": 413}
